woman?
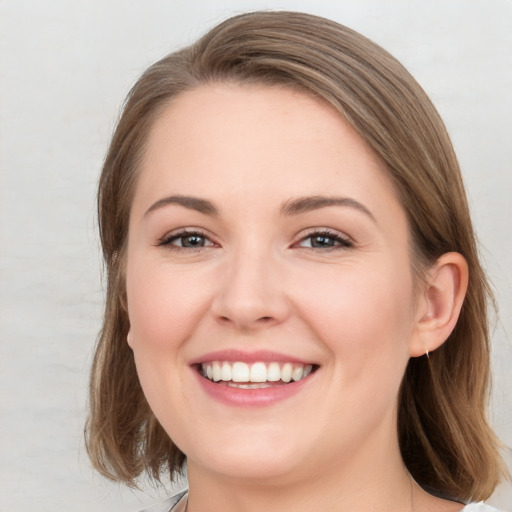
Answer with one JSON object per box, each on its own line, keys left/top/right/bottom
{"left": 85, "top": 11, "right": 508, "bottom": 512}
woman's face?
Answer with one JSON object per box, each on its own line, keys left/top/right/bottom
{"left": 126, "top": 84, "right": 419, "bottom": 483}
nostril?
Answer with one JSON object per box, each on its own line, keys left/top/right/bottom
{"left": 216, "top": 315, "right": 276, "bottom": 328}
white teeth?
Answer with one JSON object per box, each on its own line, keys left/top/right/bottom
{"left": 227, "top": 382, "right": 272, "bottom": 389}
{"left": 292, "top": 366, "right": 303, "bottom": 382}
{"left": 232, "top": 362, "right": 250, "bottom": 382}
{"left": 212, "top": 361, "right": 221, "bottom": 382}
{"left": 250, "top": 362, "right": 267, "bottom": 382}
{"left": 281, "top": 363, "right": 293, "bottom": 383}
{"left": 267, "top": 362, "right": 281, "bottom": 382}
{"left": 221, "top": 362, "right": 232, "bottom": 381}
{"left": 200, "top": 361, "right": 315, "bottom": 384}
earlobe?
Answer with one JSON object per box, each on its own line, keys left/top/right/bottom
{"left": 409, "top": 252, "right": 469, "bottom": 357}
{"left": 127, "top": 330, "right": 134, "bottom": 349}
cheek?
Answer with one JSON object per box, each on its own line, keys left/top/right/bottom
{"left": 125, "top": 259, "right": 212, "bottom": 354}
{"left": 293, "top": 260, "right": 414, "bottom": 360}
{"left": 124, "top": 259, "right": 212, "bottom": 431}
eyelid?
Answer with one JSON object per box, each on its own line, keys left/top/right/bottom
{"left": 293, "top": 227, "right": 354, "bottom": 249}
{"left": 156, "top": 226, "right": 354, "bottom": 251}
{"left": 157, "top": 227, "right": 218, "bottom": 249}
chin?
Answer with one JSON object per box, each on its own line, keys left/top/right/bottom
{"left": 186, "top": 431, "right": 310, "bottom": 483}
{"left": 198, "top": 454, "right": 304, "bottom": 483}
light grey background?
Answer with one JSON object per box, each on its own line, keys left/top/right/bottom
{"left": 0, "top": 1, "right": 511, "bottom": 510}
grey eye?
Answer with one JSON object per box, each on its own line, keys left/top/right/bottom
{"left": 178, "top": 234, "right": 207, "bottom": 247}
{"left": 161, "top": 230, "right": 215, "bottom": 249}
{"left": 298, "top": 231, "right": 352, "bottom": 249}
{"left": 309, "top": 234, "right": 338, "bottom": 248}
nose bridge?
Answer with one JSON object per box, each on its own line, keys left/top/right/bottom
{"left": 212, "top": 238, "right": 288, "bottom": 329}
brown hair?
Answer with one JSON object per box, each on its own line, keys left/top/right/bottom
{"left": 85, "top": 10, "right": 507, "bottom": 501}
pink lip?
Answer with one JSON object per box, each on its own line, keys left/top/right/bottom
{"left": 192, "top": 369, "right": 313, "bottom": 407}
{"left": 189, "top": 349, "right": 313, "bottom": 365}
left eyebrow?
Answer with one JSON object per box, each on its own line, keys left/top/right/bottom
{"left": 280, "top": 195, "right": 376, "bottom": 222}
{"left": 144, "top": 194, "right": 219, "bottom": 217}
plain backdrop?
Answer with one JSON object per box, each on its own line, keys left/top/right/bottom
{"left": 0, "top": 1, "right": 511, "bottom": 510}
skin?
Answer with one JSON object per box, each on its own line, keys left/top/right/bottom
{"left": 125, "top": 84, "right": 467, "bottom": 512}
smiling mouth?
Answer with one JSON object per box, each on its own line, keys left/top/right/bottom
{"left": 197, "top": 361, "right": 318, "bottom": 388}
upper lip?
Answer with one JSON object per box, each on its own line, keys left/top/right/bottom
{"left": 189, "top": 349, "right": 316, "bottom": 366}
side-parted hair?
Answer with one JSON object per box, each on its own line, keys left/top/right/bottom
{"left": 86, "top": 11, "right": 507, "bottom": 501}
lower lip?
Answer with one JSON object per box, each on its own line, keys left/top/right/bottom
{"left": 193, "top": 369, "right": 313, "bottom": 407}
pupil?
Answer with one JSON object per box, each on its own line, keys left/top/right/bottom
{"left": 312, "top": 235, "right": 334, "bottom": 247}
{"left": 183, "top": 235, "right": 204, "bottom": 247}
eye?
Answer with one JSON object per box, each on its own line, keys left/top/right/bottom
{"left": 296, "top": 229, "right": 353, "bottom": 250}
{"left": 159, "top": 229, "right": 215, "bottom": 250}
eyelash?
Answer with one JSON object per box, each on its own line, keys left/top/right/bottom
{"left": 294, "top": 229, "right": 353, "bottom": 250}
{"left": 158, "top": 229, "right": 215, "bottom": 251}
{"left": 158, "top": 228, "right": 353, "bottom": 252}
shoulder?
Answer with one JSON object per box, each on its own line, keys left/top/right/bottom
{"left": 139, "top": 490, "right": 188, "bottom": 512}
{"left": 461, "top": 503, "right": 507, "bottom": 512}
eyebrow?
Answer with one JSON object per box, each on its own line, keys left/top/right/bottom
{"left": 145, "top": 195, "right": 219, "bottom": 217}
{"left": 280, "top": 195, "right": 376, "bottom": 222}
{"left": 144, "top": 194, "right": 375, "bottom": 222}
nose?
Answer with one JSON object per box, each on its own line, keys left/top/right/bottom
{"left": 210, "top": 247, "right": 290, "bottom": 332}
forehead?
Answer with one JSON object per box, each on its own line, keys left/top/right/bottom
{"left": 134, "top": 83, "right": 401, "bottom": 220}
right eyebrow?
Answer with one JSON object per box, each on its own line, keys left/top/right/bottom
{"left": 144, "top": 195, "right": 219, "bottom": 217}
{"left": 281, "top": 195, "right": 376, "bottom": 223}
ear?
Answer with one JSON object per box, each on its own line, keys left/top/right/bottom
{"left": 409, "top": 252, "right": 469, "bottom": 357}
{"left": 127, "top": 329, "right": 134, "bottom": 349}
